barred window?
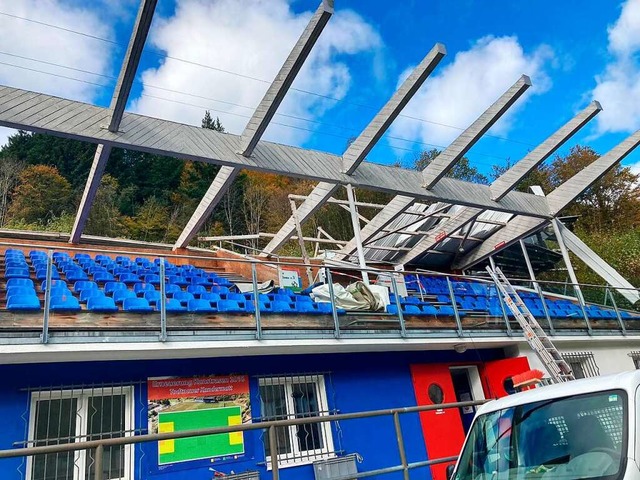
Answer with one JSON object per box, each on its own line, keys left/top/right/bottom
{"left": 258, "top": 375, "right": 334, "bottom": 467}
{"left": 629, "top": 351, "right": 640, "bottom": 369}
{"left": 27, "top": 386, "right": 134, "bottom": 480}
{"left": 562, "top": 352, "right": 599, "bottom": 379}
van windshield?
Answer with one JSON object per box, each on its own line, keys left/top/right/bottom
{"left": 454, "top": 390, "right": 627, "bottom": 480}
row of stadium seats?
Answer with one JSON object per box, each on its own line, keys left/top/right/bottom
{"left": 2, "top": 250, "right": 635, "bottom": 320}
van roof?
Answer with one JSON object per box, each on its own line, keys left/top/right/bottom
{"left": 476, "top": 370, "right": 640, "bottom": 416}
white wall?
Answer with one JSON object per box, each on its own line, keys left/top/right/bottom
{"left": 514, "top": 338, "right": 639, "bottom": 376}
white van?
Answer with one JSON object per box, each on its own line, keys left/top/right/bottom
{"left": 449, "top": 370, "right": 640, "bottom": 480}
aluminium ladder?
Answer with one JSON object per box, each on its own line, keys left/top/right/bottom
{"left": 485, "top": 266, "right": 575, "bottom": 384}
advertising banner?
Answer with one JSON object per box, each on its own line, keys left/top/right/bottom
{"left": 147, "top": 375, "right": 251, "bottom": 465}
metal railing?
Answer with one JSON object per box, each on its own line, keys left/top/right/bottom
{"left": 0, "top": 241, "right": 638, "bottom": 346}
{"left": 0, "top": 399, "right": 485, "bottom": 480}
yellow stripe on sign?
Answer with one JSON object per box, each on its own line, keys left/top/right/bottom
{"left": 159, "top": 422, "right": 175, "bottom": 454}
{"left": 228, "top": 415, "right": 243, "bottom": 445}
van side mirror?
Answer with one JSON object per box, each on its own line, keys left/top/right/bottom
{"left": 446, "top": 464, "right": 455, "bottom": 480}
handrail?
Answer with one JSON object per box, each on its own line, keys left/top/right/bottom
{"left": 0, "top": 399, "right": 486, "bottom": 480}
{"left": 0, "top": 239, "right": 637, "bottom": 293}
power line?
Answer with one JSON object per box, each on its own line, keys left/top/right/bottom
{"left": 0, "top": 54, "right": 514, "bottom": 163}
{"left": 0, "top": 9, "right": 538, "bottom": 149}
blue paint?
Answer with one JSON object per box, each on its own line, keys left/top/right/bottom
{"left": 0, "top": 349, "right": 503, "bottom": 480}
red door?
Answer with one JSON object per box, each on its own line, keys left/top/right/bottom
{"left": 480, "top": 357, "right": 531, "bottom": 399}
{"left": 410, "top": 364, "right": 466, "bottom": 480}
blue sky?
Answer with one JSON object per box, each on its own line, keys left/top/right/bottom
{"left": 0, "top": 0, "right": 639, "bottom": 181}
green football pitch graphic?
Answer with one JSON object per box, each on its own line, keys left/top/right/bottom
{"left": 158, "top": 405, "right": 244, "bottom": 465}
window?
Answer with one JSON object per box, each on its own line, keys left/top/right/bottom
{"left": 629, "top": 351, "right": 640, "bottom": 369}
{"left": 562, "top": 352, "right": 599, "bottom": 379}
{"left": 27, "top": 387, "right": 134, "bottom": 480}
{"left": 258, "top": 375, "right": 334, "bottom": 466}
{"left": 455, "top": 390, "right": 627, "bottom": 480}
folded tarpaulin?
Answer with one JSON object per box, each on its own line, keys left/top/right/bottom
{"left": 235, "top": 279, "right": 275, "bottom": 294}
{"left": 311, "top": 281, "right": 385, "bottom": 312}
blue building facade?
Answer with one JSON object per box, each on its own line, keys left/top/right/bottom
{"left": 0, "top": 348, "right": 508, "bottom": 480}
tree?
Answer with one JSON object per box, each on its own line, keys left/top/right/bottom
{"left": 123, "top": 196, "right": 171, "bottom": 242}
{"left": 0, "top": 157, "right": 24, "bottom": 227}
{"left": 8, "top": 165, "right": 72, "bottom": 224}
{"left": 85, "top": 174, "right": 124, "bottom": 237}
{"left": 413, "top": 149, "right": 489, "bottom": 184}
{"left": 202, "top": 111, "right": 225, "bottom": 132}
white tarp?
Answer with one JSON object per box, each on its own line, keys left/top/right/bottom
{"left": 311, "top": 281, "right": 385, "bottom": 312}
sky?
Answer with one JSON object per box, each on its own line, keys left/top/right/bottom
{"left": 0, "top": 0, "right": 639, "bottom": 181}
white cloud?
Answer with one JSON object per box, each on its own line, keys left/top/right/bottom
{"left": 388, "top": 36, "right": 554, "bottom": 149}
{"left": 0, "top": 0, "right": 115, "bottom": 146}
{"left": 131, "top": 0, "right": 382, "bottom": 146}
{"left": 591, "top": 0, "right": 640, "bottom": 134}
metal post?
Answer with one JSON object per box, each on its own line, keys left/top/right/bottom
{"left": 520, "top": 240, "right": 555, "bottom": 335}
{"left": 393, "top": 412, "right": 410, "bottom": 480}
{"left": 159, "top": 258, "right": 167, "bottom": 342}
{"left": 607, "top": 286, "right": 626, "bottom": 335}
{"left": 41, "top": 249, "right": 53, "bottom": 344}
{"left": 268, "top": 425, "right": 280, "bottom": 480}
{"left": 345, "top": 184, "right": 370, "bottom": 285}
{"left": 552, "top": 219, "right": 589, "bottom": 310}
{"left": 289, "top": 199, "right": 313, "bottom": 286}
{"left": 325, "top": 267, "right": 340, "bottom": 338}
{"left": 252, "top": 262, "right": 262, "bottom": 339}
{"left": 390, "top": 274, "right": 407, "bottom": 337}
{"left": 489, "top": 256, "right": 512, "bottom": 335}
{"left": 94, "top": 444, "right": 104, "bottom": 480}
{"left": 446, "top": 276, "right": 464, "bottom": 337}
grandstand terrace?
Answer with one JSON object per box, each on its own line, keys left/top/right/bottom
{"left": 0, "top": 1, "right": 638, "bottom": 480}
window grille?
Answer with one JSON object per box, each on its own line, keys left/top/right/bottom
{"left": 257, "top": 374, "right": 336, "bottom": 467}
{"left": 629, "top": 351, "right": 640, "bottom": 369}
{"left": 25, "top": 385, "right": 135, "bottom": 480}
{"left": 562, "top": 352, "right": 599, "bottom": 379}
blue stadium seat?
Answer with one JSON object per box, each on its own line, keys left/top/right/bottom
{"left": 73, "top": 281, "right": 98, "bottom": 294}
{"left": 169, "top": 276, "right": 188, "bottom": 286}
{"left": 122, "top": 297, "right": 153, "bottom": 313}
{"left": 87, "top": 296, "right": 118, "bottom": 313}
{"left": 296, "top": 302, "right": 318, "bottom": 314}
{"left": 104, "top": 281, "right": 127, "bottom": 296}
{"left": 92, "top": 271, "right": 114, "bottom": 283}
{"left": 143, "top": 274, "right": 160, "bottom": 285}
{"left": 66, "top": 270, "right": 89, "bottom": 282}
{"left": 271, "top": 301, "right": 294, "bottom": 313}
{"left": 187, "top": 299, "right": 216, "bottom": 313}
{"left": 36, "top": 267, "right": 61, "bottom": 280}
{"left": 144, "top": 291, "right": 162, "bottom": 306}
{"left": 190, "top": 276, "right": 210, "bottom": 286}
{"left": 41, "top": 280, "right": 67, "bottom": 292}
{"left": 217, "top": 300, "right": 243, "bottom": 313}
{"left": 80, "top": 289, "right": 103, "bottom": 304}
{"left": 6, "top": 286, "right": 37, "bottom": 298}
{"left": 437, "top": 306, "right": 455, "bottom": 316}
{"left": 210, "top": 286, "right": 230, "bottom": 294}
{"left": 5, "top": 267, "right": 30, "bottom": 279}
{"left": 244, "top": 293, "right": 270, "bottom": 303}
{"left": 113, "top": 289, "right": 137, "bottom": 305}
{"left": 133, "top": 283, "right": 155, "bottom": 295}
{"left": 226, "top": 293, "right": 245, "bottom": 302}
{"left": 74, "top": 253, "right": 91, "bottom": 261}
{"left": 6, "top": 278, "right": 34, "bottom": 289}
{"left": 118, "top": 273, "right": 140, "bottom": 284}
{"left": 49, "top": 294, "right": 81, "bottom": 312}
{"left": 164, "top": 298, "right": 186, "bottom": 313}
{"left": 200, "top": 292, "right": 221, "bottom": 302}
{"left": 173, "top": 291, "right": 195, "bottom": 306}
{"left": 272, "top": 294, "right": 292, "bottom": 303}
{"left": 420, "top": 304, "right": 438, "bottom": 315}
{"left": 7, "top": 294, "right": 40, "bottom": 311}
{"left": 164, "top": 284, "right": 182, "bottom": 297}
{"left": 187, "top": 285, "right": 207, "bottom": 297}
{"left": 295, "top": 295, "right": 313, "bottom": 304}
